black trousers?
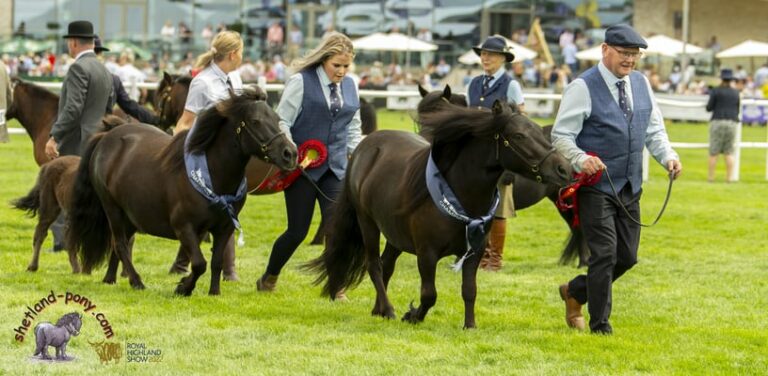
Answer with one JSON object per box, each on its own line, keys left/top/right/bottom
{"left": 567, "top": 184, "right": 641, "bottom": 333}
{"left": 265, "top": 170, "right": 341, "bottom": 276}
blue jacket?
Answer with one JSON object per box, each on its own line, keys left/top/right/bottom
{"left": 576, "top": 67, "right": 652, "bottom": 194}
{"left": 292, "top": 70, "right": 359, "bottom": 181}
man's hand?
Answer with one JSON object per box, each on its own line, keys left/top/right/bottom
{"left": 667, "top": 159, "right": 682, "bottom": 180}
{"left": 45, "top": 137, "right": 59, "bottom": 160}
{"left": 580, "top": 156, "right": 605, "bottom": 176}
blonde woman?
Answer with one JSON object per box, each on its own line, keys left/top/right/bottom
{"left": 169, "top": 30, "right": 244, "bottom": 281}
{"left": 257, "top": 32, "right": 362, "bottom": 292}
{"left": 174, "top": 30, "right": 243, "bottom": 133}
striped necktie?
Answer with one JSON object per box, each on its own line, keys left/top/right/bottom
{"left": 482, "top": 75, "right": 494, "bottom": 92}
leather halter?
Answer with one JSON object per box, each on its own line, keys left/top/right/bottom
{"left": 235, "top": 119, "right": 284, "bottom": 164}
{"left": 495, "top": 127, "right": 556, "bottom": 183}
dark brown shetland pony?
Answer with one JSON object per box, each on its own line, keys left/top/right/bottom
{"left": 67, "top": 87, "right": 297, "bottom": 296}
{"left": 5, "top": 78, "right": 60, "bottom": 166}
{"left": 11, "top": 116, "right": 128, "bottom": 274}
{"left": 306, "top": 100, "right": 572, "bottom": 328}
{"left": 417, "top": 85, "right": 589, "bottom": 266}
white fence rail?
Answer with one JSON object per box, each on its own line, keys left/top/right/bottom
{"left": 12, "top": 81, "right": 768, "bottom": 181}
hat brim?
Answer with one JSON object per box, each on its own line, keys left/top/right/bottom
{"left": 95, "top": 47, "right": 110, "bottom": 53}
{"left": 63, "top": 34, "right": 96, "bottom": 39}
{"left": 472, "top": 47, "right": 515, "bottom": 63}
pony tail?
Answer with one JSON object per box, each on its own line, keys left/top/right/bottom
{"left": 194, "top": 50, "right": 215, "bottom": 70}
{"left": 302, "top": 184, "right": 368, "bottom": 298}
{"left": 11, "top": 170, "right": 43, "bottom": 217}
{"left": 66, "top": 134, "right": 112, "bottom": 272}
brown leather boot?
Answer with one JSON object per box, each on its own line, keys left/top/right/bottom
{"left": 222, "top": 237, "right": 239, "bottom": 282}
{"left": 481, "top": 218, "right": 506, "bottom": 271}
{"left": 256, "top": 273, "right": 278, "bottom": 292}
{"left": 559, "top": 283, "right": 585, "bottom": 330}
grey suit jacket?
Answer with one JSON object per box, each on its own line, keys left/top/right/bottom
{"left": 51, "top": 52, "right": 113, "bottom": 156}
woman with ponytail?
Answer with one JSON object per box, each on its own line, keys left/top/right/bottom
{"left": 168, "top": 30, "right": 244, "bottom": 281}
{"left": 256, "top": 32, "right": 362, "bottom": 294}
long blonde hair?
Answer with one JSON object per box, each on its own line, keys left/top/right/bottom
{"left": 194, "top": 30, "right": 243, "bottom": 70}
{"left": 291, "top": 32, "right": 355, "bottom": 73}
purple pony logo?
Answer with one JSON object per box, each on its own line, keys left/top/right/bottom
{"left": 33, "top": 312, "right": 82, "bottom": 361}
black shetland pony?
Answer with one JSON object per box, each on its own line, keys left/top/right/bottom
{"left": 67, "top": 87, "right": 297, "bottom": 296}
{"left": 306, "top": 100, "right": 572, "bottom": 328}
{"left": 418, "top": 85, "right": 589, "bottom": 266}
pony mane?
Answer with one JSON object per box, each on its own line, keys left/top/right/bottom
{"left": 175, "top": 75, "right": 193, "bottom": 86}
{"left": 17, "top": 79, "right": 59, "bottom": 102}
{"left": 55, "top": 312, "right": 80, "bottom": 327}
{"left": 399, "top": 102, "right": 518, "bottom": 214}
{"left": 160, "top": 86, "right": 268, "bottom": 173}
{"left": 418, "top": 104, "right": 505, "bottom": 146}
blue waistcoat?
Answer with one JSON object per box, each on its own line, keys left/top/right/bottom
{"left": 467, "top": 73, "right": 512, "bottom": 108}
{"left": 576, "top": 67, "right": 652, "bottom": 195}
{"left": 292, "top": 70, "right": 359, "bottom": 181}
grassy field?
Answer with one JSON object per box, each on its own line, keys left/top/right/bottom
{"left": 1, "top": 112, "right": 767, "bottom": 375}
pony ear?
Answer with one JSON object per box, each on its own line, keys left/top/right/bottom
{"left": 442, "top": 85, "right": 452, "bottom": 99}
{"left": 418, "top": 85, "right": 429, "bottom": 98}
{"left": 163, "top": 71, "right": 173, "bottom": 86}
{"left": 509, "top": 100, "right": 520, "bottom": 113}
{"left": 492, "top": 99, "right": 505, "bottom": 115}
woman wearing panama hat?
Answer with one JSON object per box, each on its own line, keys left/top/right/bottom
{"left": 466, "top": 35, "right": 526, "bottom": 272}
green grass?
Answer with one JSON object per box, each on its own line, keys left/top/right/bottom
{"left": 1, "top": 113, "right": 767, "bottom": 375}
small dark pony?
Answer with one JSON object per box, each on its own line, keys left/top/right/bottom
{"left": 11, "top": 116, "right": 127, "bottom": 274}
{"left": 306, "top": 100, "right": 572, "bottom": 328}
{"left": 154, "top": 72, "right": 193, "bottom": 132}
{"left": 5, "top": 78, "right": 60, "bottom": 166}
{"left": 416, "top": 85, "right": 589, "bottom": 265}
{"left": 67, "top": 87, "right": 297, "bottom": 296}
{"left": 156, "top": 72, "right": 379, "bottom": 260}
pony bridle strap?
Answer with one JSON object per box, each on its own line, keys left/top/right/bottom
{"left": 157, "top": 85, "right": 173, "bottom": 124}
{"left": 235, "top": 120, "right": 283, "bottom": 163}
{"left": 495, "top": 132, "right": 556, "bottom": 183}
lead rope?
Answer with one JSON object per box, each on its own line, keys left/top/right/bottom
{"left": 604, "top": 168, "right": 675, "bottom": 227}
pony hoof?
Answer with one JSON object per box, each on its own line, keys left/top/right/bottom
{"left": 401, "top": 301, "right": 420, "bottom": 324}
{"left": 208, "top": 289, "right": 221, "bottom": 296}
{"left": 26, "top": 265, "right": 38, "bottom": 272}
{"left": 131, "top": 282, "right": 146, "bottom": 290}
{"left": 102, "top": 278, "right": 116, "bottom": 285}
{"left": 174, "top": 285, "right": 191, "bottom": 296}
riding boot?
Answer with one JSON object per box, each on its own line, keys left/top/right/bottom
{"left": 481, "top": 218, "right": 506, "bottom": 272}
{"left": 222, "top": 236, "right": 239, "bottom": 282}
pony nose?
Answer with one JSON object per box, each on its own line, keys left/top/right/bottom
{"left": 283, "top": 146, "right": 298, "bottom": 169}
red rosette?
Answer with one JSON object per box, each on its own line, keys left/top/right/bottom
{"left": 256, "top": 140, "right": 328, "bottom": 192}
{"left": 556, "top": 152, "right": 604, "bottom": 228}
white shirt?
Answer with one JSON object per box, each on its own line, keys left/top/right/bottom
{"left": 184, "top": 62, "right": 243, "bottom": 115}
{"left": 276, "top": 65, "right": 362, "bottom": 153}
{"left": 551, "top": 61, "right": 678, "bottom": 172}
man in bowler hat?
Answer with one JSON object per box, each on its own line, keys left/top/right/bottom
{"left": 466, "top": 35, "right": 525, "bottom": 272}
{"left": 552, "top": 24, "right": 682, "bottom": 334}
{"left": 44, "top": 20, "right": 113, "bottom": 252}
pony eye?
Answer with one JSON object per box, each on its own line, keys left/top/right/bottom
{"left": 514, "top": 133, "right": 526, "bottom": 140}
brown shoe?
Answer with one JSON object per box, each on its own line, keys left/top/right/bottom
{"left": 559, "top": 283, "right": 585, "bottom": 330}
{"left": 256, "top": 273, "right": 278, "bottom": 292}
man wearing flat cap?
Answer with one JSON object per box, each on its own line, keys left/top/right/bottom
{"left": 466, "top": 35, "right": 525, "bottom": 272}
{"left": 44, "top": 20, "right": 113, "bottom": 252}
{"left": 552, "top": 24, "right": 682, "bottom": 334}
